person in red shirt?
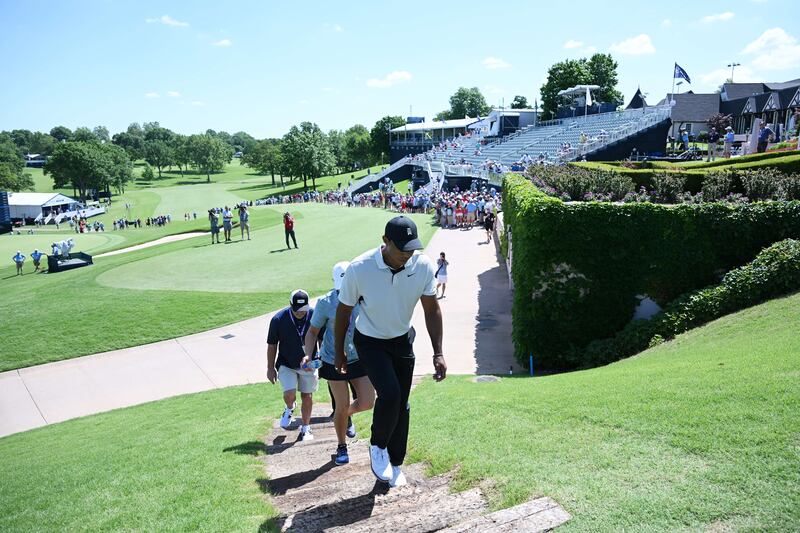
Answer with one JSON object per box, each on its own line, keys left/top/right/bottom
{"left": 284, "top": 212, "right": 298, "bottom": 249}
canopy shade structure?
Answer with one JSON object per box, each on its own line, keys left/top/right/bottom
{"left": 557, "top": 85, "right": 600, "bottom": 97}
{"left": 390, "top": 117, "right": 480, "bottom": 133}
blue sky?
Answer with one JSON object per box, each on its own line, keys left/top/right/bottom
{"left": 1, "top": 0, "right": 798, "bottom": 138}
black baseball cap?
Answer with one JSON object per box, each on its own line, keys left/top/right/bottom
{"left": 289, "top": 289, "right": 310, "bottom": 312}
{"left": 385, "top": 216, "right": 423, "bottom": 252}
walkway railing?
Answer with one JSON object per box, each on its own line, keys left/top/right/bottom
{"left": 346, "top": 156, "right": 409, "bottom": 193}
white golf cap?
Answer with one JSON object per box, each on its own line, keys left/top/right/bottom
{"left": 332, "top": 261, "right": 350, "bottom": 291}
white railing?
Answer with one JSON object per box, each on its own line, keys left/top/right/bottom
{"left": 346, "top": 157, "right": 409, "bottom": 193}
{"left": 570, "top": 105, "right": 672, "bottom": 160}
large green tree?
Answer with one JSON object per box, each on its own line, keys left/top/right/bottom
{"left": 185, "top": 134, "right": 233, "bottom": 182}
{"left": 44, "top": 141, "right": 131, "bottom": 199}
{"left": 0, "top": 139, "right": 34, "bottom": 191}
{"left": 111, "top": 131, "right": 145, "bottom": 161}
{"left": 369, "top": 115, "right": 404, "bottom": 163}
{"left": 539, "top": 53, "right": 623, "bottom": 120}
{"left": 282, "top": 122, "right": 335, "bottom": 191}
{"left": 511, "top": 95, "right": 529, "bottom": 109}
{"left": 49, "top": 126, "right": 72, "bottom": 143}
{"left": 144, "top": 139, "right": 173, "bottom": 178}
{"left": 344, "top": 124, "right": 372, "bottom": 171}
{"left": 241, "top": 139, "right": 282, "bottom": 186}
{"left": 231, "top": 131, "right": 257, "bottom": 154}
{"left": 72, "top": 127, "right": 98, "bottom": 143}
{"left": 30, "top": 132, "right": 56, "bottom": 156}
{"left": 436, "top": 87, "right": 491, "bottom": 121}
{"left": 92, "top": 126, "right": 110, "bottom": 143}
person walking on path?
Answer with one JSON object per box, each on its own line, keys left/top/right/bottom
{"left": 707, "top": 127, "right": 720, "bottom": 162}
{"left": 222, "top": 206, "right": 234, "bottom": 242}
{"left": 723, "top": 126, "right": 735, "bottom": 158}
{"left": 483, "top": 210, "right": 496, "bottom": 244}
{"left": 208, "top": 209, "right": 221, "bottom": 244}
{"left": 30, "top": 249, "right": 44, "bottom": 273}
{"left": 267, "top": 290, "right": 318, "bottom": 441}
{"left": 334, "top": 216, "right": 447, "bottom": 487}
{"left": 13, "top": 250, "right": 25, "bottom": 275}
{"left": 435, "top": 252, "right": 449, "bottom": 299}
{"left": 238, "top": 203, "right": 251, "bottom": 241}
{"left": 284, "top": 212, "right": 298, "bottom": 249}
{"left": 304, "top": 262, "right": 375, "bottom": 466}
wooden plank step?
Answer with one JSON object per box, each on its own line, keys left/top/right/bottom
{"left": 440, "top": 496, "right": 571, "bottom": 532}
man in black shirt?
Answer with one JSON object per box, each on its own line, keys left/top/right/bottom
{"left": 267, "top": 290, "right": 318, "bottom": 441}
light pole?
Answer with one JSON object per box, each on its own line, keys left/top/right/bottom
{"left": 676, "top": 81, "right": 683, "bottom": 95}
{"left": 727, "top": 62, "right": 741, "bottom": 82}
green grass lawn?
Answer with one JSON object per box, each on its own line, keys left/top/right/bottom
{"left": 0, "top": 383, "right": 291, "bottom": 531}
{"left": 1, "top": 290, "right": 797, "bottom": 531}
{"left": 406, "top": 292, "right": 800, "bottom": 531}
{"left": 0, "top": 204, "right": 436, "bottom": 370}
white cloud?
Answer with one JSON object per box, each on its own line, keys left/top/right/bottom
{"left": 701, "top": 12, "right": 735, "bottom": 23}
{"left": 741, "top": 28, "right": 800, "bottom": 70}
{"left": 700, "top": 65, "right": 758, "bottom": 87}
{"left": 609, "top": 34, "right": 655, "bottom": 55}
{"left": 212, "top": 39, "right": 232, "bottom": 47}
{"left": 146, "top": 15, "right": 189, "bottom": 27}
{"left": 167, "top": 91, "right": 181, "bottom": 97}
{"left": 333, "top": 24, "right": 344, "bottom": 32}
{"left": 144, "top": 92, "right": 160, "bottom": 98}
{"left": 563, "top": 39, "right": 583, "bottom": 49}
{"left": 661, "top": 19, "right": 672, "bottom": 28}
{"left": 483, "top": 56, "right": 511, "bottom": 70}
{"left": 321, "top": 87, "right": 335, "bottom": 93}
{"left": 366, "top": 70, "right": 412, "bottom": 88}
{"left": 190, "top": 100, "right": 206, "bottom": 107}
{"left": 583, "top": 46, "right": 598, "bottom": 55}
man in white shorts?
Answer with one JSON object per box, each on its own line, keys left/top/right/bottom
{"left": 267, "top": 289, "right": 319, "bottom": 441}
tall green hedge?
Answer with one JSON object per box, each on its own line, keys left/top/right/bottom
{"left": 503, "top": 173, "right": 800, "bottom": 370}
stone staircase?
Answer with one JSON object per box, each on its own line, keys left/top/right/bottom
{"left": 262, "top": 389, "right": 571, "bottom": 532}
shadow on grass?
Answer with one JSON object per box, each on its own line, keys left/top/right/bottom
{"left": 223, "top": 441, "right": 267, "bottom": 456}
{"left": 269, "top": 248, "right": 291, "bottom": 254}
{"left": 260, "top": 480, "right": 388, "bottom": 531}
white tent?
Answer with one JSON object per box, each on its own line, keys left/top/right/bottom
{"left": 8, "top": 192, "right": 79, "bottom": 220}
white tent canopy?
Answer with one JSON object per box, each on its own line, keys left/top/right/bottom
{"left": 390, "top": 117, "right": 480, "bottom": 133}
{"left": 557, "top": 85, "right": 600, "bottom": 97}
{"left": 8, "top": 192, "right": 79, "bottom": 220}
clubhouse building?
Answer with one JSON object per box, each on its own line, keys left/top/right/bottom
{"left": 658, "top": 78, "right": 800, "bottom": 139}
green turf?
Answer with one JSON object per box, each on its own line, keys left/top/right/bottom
{"left": 405, "top": 292, "right": 800, "bottom": 532}
{"left": 0, "top": 204, "right": 436, "bottom": 370}
{"left": 0, "top": 383, "right": 288, "bottom": 531}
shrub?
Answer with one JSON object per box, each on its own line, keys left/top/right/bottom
{"left": 581, "top": 239, "right": 800, "bottom": 366}
{"left": 502, "top": 173, "right": 800, "bottom": 371}
{"left": 651, "top": 172, "right": 686, "bottom": 203}
{"left": 141, "top": 164, "right": 155, "bottom": 181}
{"left": 701, "top": 171, "right": 735, "bottom": 201}
{"left": 778, "top": 174, "right": 800, "bottom": 201}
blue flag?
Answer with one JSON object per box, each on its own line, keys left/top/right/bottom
{"left": 674, "top": 63, "right": 691, "bottom": 84}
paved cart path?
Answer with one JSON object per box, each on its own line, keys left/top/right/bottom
{"left": 1, "top": 226, "right": 518, "bottom": 438}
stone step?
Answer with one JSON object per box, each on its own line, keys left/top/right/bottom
{"left": 266, "top": 439, "right": 370, "bottom": 482}
{"left": 325, "top": 486, "right": 488, "bottom": 533}
{"left": 440, "top": 497, "right": 571, "bottom": 533}
{"left": 274, "top": 463, "right": 430, "bottom": 514}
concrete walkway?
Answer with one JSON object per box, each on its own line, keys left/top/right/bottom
{"left": 0, "top": 226, "right": 518, "bottom": 439}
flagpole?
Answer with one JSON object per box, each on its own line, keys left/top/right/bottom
{"left": 670, "top": 62, "right": 676, "bottom": 107}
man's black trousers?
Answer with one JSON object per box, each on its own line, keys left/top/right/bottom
{"left": 285, "top": 229, "right": 297, "bottom": 248}
{"left": 354, "top": 328, "right": 415, "bottom": 466}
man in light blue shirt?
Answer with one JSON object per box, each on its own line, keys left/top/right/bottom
{"left": 303, "top": 261, "right": 375, "bottom": 466}
{"left": 13, "top": 251, "right": 25, "bottom": 276}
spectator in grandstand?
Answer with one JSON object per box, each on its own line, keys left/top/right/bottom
{"left": 757, "top": 122, "right": 774, "bottom": 153}
{"left": 435, "top": 252, "right": 449, "bottom": 299}
{"left": 208, "top": 209, "right": 221, "bottom": 244}
{"left": 707, "top": 127, "right": 720, "bottom": 162}
{"left": 284, "top": 212, "right": 298, "bottom": 249}
{"left": 13, "top": 250, "right": 25, "bottom": 275}
{"left": 31, "top": 248, "right": 44, "bottom": 272}
{"left": 723, "top": 127, "right": 735, "bottom": 158}
{"left": 238, "top": 203, "right": 251, "bottom": 241}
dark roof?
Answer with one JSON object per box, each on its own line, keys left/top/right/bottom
{"left": 658, "top": 92, "right": 720, "bottom": 122}
{"left": 720, "top": 96, "right": 747, "bottom": 116}
{"left": 765, "top": 79, "right": 800, "bottom": 91}
{"left": 722, "top": 83, "right": 766, "bottom": 101}
{"left": 626, "top": 88, "right": 647, "bottom": 109}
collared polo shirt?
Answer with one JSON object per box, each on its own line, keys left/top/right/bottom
{"left": 310, "top": 289, "right": 360, "bottom": 364}
{"left": 339, "top": 246, "right": 436, "bottom": 339}
{"left": 267, "top": 306, "right": 315, "bottom": 369}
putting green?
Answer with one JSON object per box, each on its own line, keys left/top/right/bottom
{"left": 96, "top": 204, "right": 436, "bottom": 294}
